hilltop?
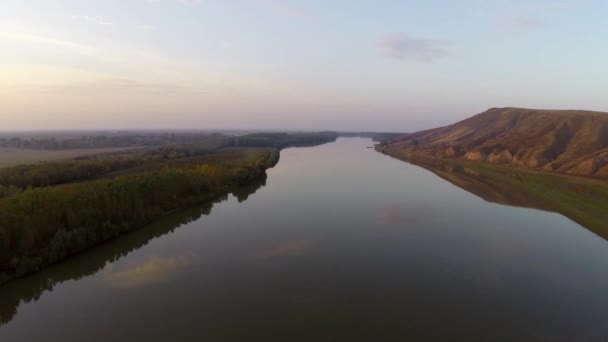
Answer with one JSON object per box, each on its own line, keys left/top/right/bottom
{"left": 379, "top": 107, "right": 608, "bottom": 179}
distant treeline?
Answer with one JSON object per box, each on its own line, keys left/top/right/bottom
{"left": 371, "top": 133, "right": 407, "bottom": 142}
{"left": 0, "top": 133, "right": 337, "bottom": 191}
{"left": 0, "top": 133, "right": 229, "bottom": 150}
{"left": 0, "top": 132, "right": 336, "bottom": 284}
{"left": 0, "top": 131, "right": 338, "bottom": 151}
{"left": 0, "top": 145, "right": 230, "bottom": 190}
{"left": 337, "top": 132, "right": 406, "bottom": 142}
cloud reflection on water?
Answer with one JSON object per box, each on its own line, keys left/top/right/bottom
{"left": 103, "top": 253, "right": 198, "bottom": 289}
{"left": 254, "top": 240, "right": 312, "bottom": 260}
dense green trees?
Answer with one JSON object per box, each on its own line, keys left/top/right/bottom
{"left": 0, "top": 148, "right": 275, "bottom": 282}
{"left": 0, "top": 179, "right": 271, "bottom": 325}
{"left": 0, "top": 144, "right": 219, "bottom": 190}
{"left": 0, "top": 133, "right": 335, "bottom": 190}
{"left": 232, "top": 132, "right": 337, "bottom": 148}
{"left": 0, "top": 132, "right": 334, "bottom": 284}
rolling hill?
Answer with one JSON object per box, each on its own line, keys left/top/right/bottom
{"left": 379, "top": 107, "right": 608, "bottom": 179}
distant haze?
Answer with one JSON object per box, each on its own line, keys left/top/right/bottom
{"left": 1, "top": 0, "right": 607, "bottom": 132}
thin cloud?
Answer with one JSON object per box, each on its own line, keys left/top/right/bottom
{"left": 72, "top": 15, "right": 113, "bottom": 26}
{"left": 472, "top": 0, "right": 575, "bottom": 31}
{"left": 47, "top": 79, "right": 193, "bottom": 95}
{"left": 134, "top": 24, "right": 156, "bottom": 31}
{"left": 380, "top": 33, "right": 449, "bottom": 62}
{"left": 146, "top": 0, "right": 202, "bottom": 4}
{"left": 502, "top": 14, "right": 543, "bottom": 31}
{"left": 176, "top": 0, "right": 202, "bottom": 5}
{"left": 0, "top": 31, "right": 117, "bottom": 63}
{"left": 255, "top": 0, "right": 311, "bottom": 18}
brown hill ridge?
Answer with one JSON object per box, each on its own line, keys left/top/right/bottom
{"left": 380, "top": 107, "right": 608, "bottom": 179}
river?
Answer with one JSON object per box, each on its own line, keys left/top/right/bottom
{"left": 1, "top": 138, "right": 607, "bottom": 341}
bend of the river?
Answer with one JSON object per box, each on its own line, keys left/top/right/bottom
{"left": 1, "top": 138, "right": 607, "bottom": 341}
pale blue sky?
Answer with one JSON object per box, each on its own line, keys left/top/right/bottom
{"left": 1, "top": 0, "right": 607, "bottom": 131}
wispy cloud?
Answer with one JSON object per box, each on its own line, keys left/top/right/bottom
{"left": 72, "top": 15, "right": 113, "bottom": 26}
{"left": 134, "top": 24, "right": 156, "bottom": 31}
{"left": 472, "top": 0, "right": 576, "bottom": 32}
{"left": 0, "top": 28, "right": 282, "bottom": 96}
{"left": 34, "top": 79, "right": 199, "bottom": 95}
{"left": 145, "top": 0, "right": 202, "bottom": 4}
{"left": 380, "top": 33, "right": 449, "bottom": 63}
{"left": 502, "top": 14, "right": 543, "bottom": 31}
{"left": 176, "top": 0, "right": 202, "bottom": 5}
{"left": 0, "top": 30, "right": 117, "bottom": 63}
{"left": 74, "top": 13, "right": 156, "bottom": 31}
{"left": 255, "top": 0, "right": 311, "bottom": 18}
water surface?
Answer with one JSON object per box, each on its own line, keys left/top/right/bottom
{"left": 1, "top": 138, "right": 607, "bottom": 341}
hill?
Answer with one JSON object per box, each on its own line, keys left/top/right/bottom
{"left": 379, "top": 107, "right": 608, "bottom": 179}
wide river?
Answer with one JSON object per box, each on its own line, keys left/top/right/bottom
{"left": 1, "top": 138, "right": 608, "bottom": 341}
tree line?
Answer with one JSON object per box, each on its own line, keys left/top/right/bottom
{"left": 0, "top": 132, "right": 335, "bottom": 284}
{"left": 0, "top": 131, "right": 338, "bottom": 150}
{"left": 0, "top": 149, "right": 276, "bottom": 283}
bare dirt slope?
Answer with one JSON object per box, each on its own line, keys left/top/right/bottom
{"left": 381, "top": 107, "right": 608, "bottom": 179}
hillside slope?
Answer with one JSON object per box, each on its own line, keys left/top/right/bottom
{"left": 380, "top": 107, "right": 608, "bottom": 179}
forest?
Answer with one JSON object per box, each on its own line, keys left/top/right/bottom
{"left": 0, "top": 132, "right": 337, "bottom": 284}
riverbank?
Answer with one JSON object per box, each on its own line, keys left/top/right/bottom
{"left": 3, "top": 138, "right": 608, "bottom": 341}
{"left": 378, "top": 147, "right": 608, "bottom": 239}
{"left": 0, "top": 132, "right": 334, "bottom": 285}
{"left": 0, "top": 148, "right": 274, "bottom": 284}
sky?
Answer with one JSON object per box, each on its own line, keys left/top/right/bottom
{"left": 1, "top": 0, "right": 607, "bottom": 132}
